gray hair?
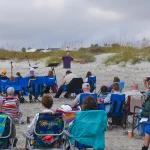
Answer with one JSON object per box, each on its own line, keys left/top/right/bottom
{"left": 7, "top": 87, "right": 15, "bottom": 95}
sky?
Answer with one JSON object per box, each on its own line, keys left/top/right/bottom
{"left": 0, "top": 0, "right": 150, "bottom": 50}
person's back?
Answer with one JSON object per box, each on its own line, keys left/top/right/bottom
{"left": 64, "top": 72, "right": 77, "bottom": 85}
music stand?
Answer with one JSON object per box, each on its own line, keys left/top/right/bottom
{"left": 47, "top": 63, "right": 60, "bottom": 83}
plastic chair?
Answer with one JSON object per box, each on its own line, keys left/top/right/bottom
{"left": 88, "top": 76, "right": 96, "bottom": 93}
{"left": 23, "top": 112, "right": 65, "bottom": 150}
{"left": 0, "top": 114, "right": 14, "bottom": 150}
{"left": 108, "top": 94, "right": 127, "bottom": 129}
{"left": 63, "top": 110, "right": 107, "bottom": 150}
{"left": 80, "top": 93, "right": 97, "bottom": 106}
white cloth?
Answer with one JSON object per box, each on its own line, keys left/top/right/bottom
{"left": 124, "top": 90, "right": 142, "bottom": 102}
{"left": 28, "top": 109, "right": 53, "bottom": 134}
{"left": 63, "top": 73, "right": 77, "bottom": 85}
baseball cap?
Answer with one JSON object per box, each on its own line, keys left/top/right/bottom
{"left": 7, "top": 87, "right": 15, "bottom": 95}
{"left": 82, "top": 83, "right": 90, "bottom": 89}
{"left": 1, "top": 69, "right": 6, "bottom": 74}
{"left": 29, "top": 67, "right": 35, "bottom": 72}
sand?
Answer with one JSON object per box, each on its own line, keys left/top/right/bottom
{"left": 1, "top": 53, "right": 150, "bottom": 150}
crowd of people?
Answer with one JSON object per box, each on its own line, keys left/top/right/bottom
{"left": 0, "top": 51, "right": 150, "bottom": 149}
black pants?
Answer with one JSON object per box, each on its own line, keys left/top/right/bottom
{"left": 55, "top": 85, "right": 64, "bottom": 98}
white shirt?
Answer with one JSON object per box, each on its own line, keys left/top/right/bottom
{"left": 63, "top": 73, "right": 77, "bottom": 85}
{"left": 28, "top": 109, "right": 53, "bottom": 134}
{"left": 124, "top": 90, "right": 142, "bottom": 99}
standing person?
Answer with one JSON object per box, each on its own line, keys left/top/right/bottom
{"left": 58, "top": 51, "right": 83, "bottom": 77}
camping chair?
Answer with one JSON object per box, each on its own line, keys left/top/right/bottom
{"left": 88, "top": 76, "right": 96, "bottom": 93}
{"left": 64, "top": 78, "right": 83, "bottom": 98}
{"left": 107, "top": 94, "right": 127, "bottom": 129}
{"left": 19, "top": 77, "right": 29, "bottom": 96}
{"left": 80, "top": 93, "right": 97, "bottom": 106}
{"left": 56, "top": 107, "right": 80, "bottom": 130}
{"left": 28, "top": 79, "right": 43, "bottom": 103}
{"left": 63, "top": 110, "right": 107, "bottom": 150}
{"left": 0, "top": 114, "right": 14, "bottom": 150}
{"left": 2, "top": 97, "right": 22, "bottom": 124}
{"left": 117, "top": 82, "right": 125, "bottom": 92}
{"left": 23, "top": 112, "right": 65, "bottom": 150}
{"left": 0, "top": 79, "right": 8, "bottom": 93}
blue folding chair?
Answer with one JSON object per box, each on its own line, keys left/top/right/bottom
{"left": 18, "top": 77, "right": 29, "bottom": 95}
{"left": 88, "top": 76, "right": 96, "bottom": 93}
{"left": 14, "top": 77, "right": 19, "bottom": 85}
{"left": 46, "top": 76, "right": 56, "bottom": 87}
{"left": 108, "top": 94, "right": 127, "bottom": 129}
{"left": 80, "top": 93, "right": 97, "bottom": 106}
{"left": 24, "top": 112, "right": 65, "bottom": 150}
{"left": 29, "top": 79, "right": 43, "bottom": 102}
{"left": 37, "top": 76, "right": 47, "bottom": 85}
{"left": 0, "top": 80, "right": 8, "bottom": 93}
{"left": 117, "top": 82, "right": 125, "bottom": 92}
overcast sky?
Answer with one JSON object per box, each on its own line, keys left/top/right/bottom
{"left": 0, "top": 0, "right": 150, "bottom": 50}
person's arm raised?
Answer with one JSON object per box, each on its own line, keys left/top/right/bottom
{"left": 73, "top": 58, "right": 83, "bottom": 63}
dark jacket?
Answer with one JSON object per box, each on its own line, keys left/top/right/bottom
{"left": 141, "top": 96, "right": 150, "bottom": 117}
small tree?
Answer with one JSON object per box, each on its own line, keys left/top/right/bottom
{"left": 21, "top": 47, "right": 26, "bottom": 52}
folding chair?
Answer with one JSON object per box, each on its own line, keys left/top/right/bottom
{"left": 80, "top": 93, "right": 97, "bottom": 106}
{"left": 117, "top": 82, "right": 125, "bottom": 92}
{"left": 23, "top": 112, "right": 65, "bottom": 150}
{"left": 0, "top": 114, "right": 14, "bottom": 150}
{"left": 63, "top": 110, "right": 107, "bottom": 150}
{"left": 2, "top": 97, "right": 22, "bottom": 124}
{"left": 0, "top": 79, "right": 8, "bottom": 93}
{"left": 108, "top": 94, "right": 127, "bottom": 129}
{"left": 29, "top": 79, "right": 43, "bottom": 103}
{"left": 64, "top": 78, "right": 83, "bottom": 98}
{"left": 88, "top": 76, "right": 96, "bottom": 93}
{"left": 56, "top": 107, "right": 80, "bottom": 130}
{"left": 18, "top": 77, "right": 29, "bottom": 96}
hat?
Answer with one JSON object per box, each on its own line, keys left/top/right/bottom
{"left": 7, "top": 87, "right": 15, "bottom": 95}
{"left": 61, "top": 105, "right": 72, "bottom": 112}
{"left": 29, "top": 67, "right": 35, "bottom": 72}
{"left": 82, "top": 83, "right": 90, "bottom": 89}
{"left": 1, "top": 69, "right": 6, "bottom": 74}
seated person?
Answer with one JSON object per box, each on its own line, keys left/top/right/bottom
{"left": 145, "top": 81, "right": 150, "bottom": 97}
{"left": 82, "top": 95, "right": 98, "bottom": 111}
{"left": 143, "top": 75, "right": 150, "bottom": 89}
{"left": 98, "top": 85, "right": 109, "bottom": 102}
{"left": 71, "top": 83, "right": 91, "bottom": 107}
{"left": 9, "top": 76, "right": 15, "bottom": 82}
{"left": 0, "top": 95, "right": 16, "bottom": 139}
{"left": 104, "top": 83, "right": 121, "bottom": 113}
{"left": 84, "top": 71, "right": 93, "bottom": 83}
{"left": 0, "top": 70, "right": 9, "bottom": 80}
{"left": 16, "top": 72, "right": 22, "bottom": 78}
{"left": 124, "top": 82, "right": 143, "bottom": 102}
{"left": 6, "top": 87, "right": 17, "bottom": 98}
{"left": 26, "top": 67, "right": 37, "bottom": 78}
{"left": 54, "top": 70, "right": 77, "bottom": 98}
{"left": 28, "top": 94, "right": 53, "bottom": 134}
{"left": 44, "top": 71, "right": 58, "bottom": 93}
{"left": 141, "top": 125, "right": 150, "bottom": 150}
{"left": 108, "top": 77, "right": 120, "bottom": 92}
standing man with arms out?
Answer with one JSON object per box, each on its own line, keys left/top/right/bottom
{"left": 58, "top": 51, "right": 83, "bottom": 77}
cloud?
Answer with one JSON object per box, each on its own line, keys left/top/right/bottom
{"left": 0, "top": 0, "right": 150, "bottom": 50}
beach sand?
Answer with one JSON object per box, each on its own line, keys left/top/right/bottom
{"left": 1, "top": 53, "right": 149, "bottom": 150}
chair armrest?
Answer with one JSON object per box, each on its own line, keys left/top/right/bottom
{"left": 63, "top": 130, "right": 72, "bottom": 138}
{"left": 23, "top": 132, "right": 34, "bottom": 140}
